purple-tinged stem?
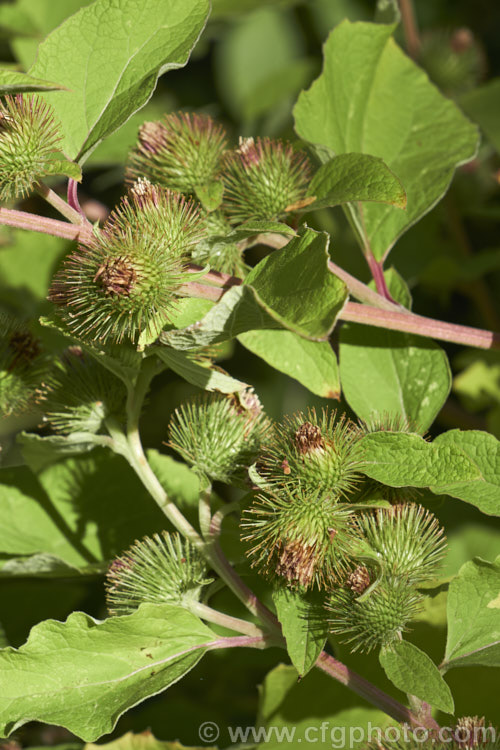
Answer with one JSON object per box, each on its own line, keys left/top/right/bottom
{"left": 315, "top": 651, "right": 440, "bottom": 731}
{"left": 365, "top": 252, "right": 396, "bottom": 303}
{"left": 0, "top": 206, "right": 90, "bottom": 242}
{"left": 67, "top": 178, "right": 85, "bottom": 219}
{"left": 341, "top": 302, "right": 500, "bottom": 350}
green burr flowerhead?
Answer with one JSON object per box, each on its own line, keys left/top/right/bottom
{"left": 0, "top": 94, "right": 61, "bottom": 201}
{"left": 356, "top": 503, "right": 446, "bottom": 585}
{"left": 242, "top": 488, "right": 359, "bottom": 590}
{"left": 258, "top": 408, "right": 363, "bottom": 500}
{"left": 41, "top": 347, "right": 126, "bottom": 435}
{"left": 106, "top": 532, "right": 211, "bottom": 616}
{"left": 0, "top": 315, "right": 47, "bottom": 416}
{"left": 126, "top": 112, "right": 227, "bottom": 194}
{"left": 223, "top": 136, "right": 311, "bottom": 223}
{"left": 168, "top": 390, "right": 268, "bottom": 484}
{"left": 49, "top": 180, "right": 204, "bottom": 344}
{"left": 326, "top": 574, "right": 423, "bottom": 652}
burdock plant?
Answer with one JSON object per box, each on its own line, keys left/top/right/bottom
{"left": 223, "top": 136, "right": 311, "bottom": 223}
{"left": 0, "top": 315, "right": 47, "bottom": 416}
{"left": 257, "top": 408, "right": 364, "bottom": 499}
{"left": 0, "top": 94, "right": 61, "bottom": 201}
{"left": 126, "top": 112, "right": 227, "bottom": 194}
{"left": 168, "top": 390, "right": 268, "bottom": 485}
{"left": 242, "top": 488, "right": 359, "bottom": 590}
{"left": 106, "top": 532, "right": 211, "bottom": 616}
{"left": 41, "top": 347, "right": 126, "bottom": 435}
{"left": 49, "top": 180, "right": 204, "bottom": 345}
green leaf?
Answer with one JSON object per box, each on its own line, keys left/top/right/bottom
{"left": 272, "top": 588, "right": 325, "bottom": 678}
{"left": 0, "top": 603, "right": 215, "bottom": 741}
{"left": 0, "top": 553, "right": 104, "bottom": 579}
{"left": 29, "top": 0, "right": 210, "bottom": 163}
{"left": 0, "top": 69, "right": 65, "bottom": 94}
{"left": 221, "top": 220, "right": 296, "bottom": 244}
{"left": 429, "top": 431, "right": 500, "bottom": 516}
{"left": 379, "top": 641, "right": 454, "bottom": 714}
{"left": 239, "top": 329, "right": 340, "bottom": 398}
{"left": 294, "top": 20, "right": 478, "bottom": 261}
{"left": 18, "top": 432, "right": 99, "bottom": 473}
{"left": 443, "top": 557, "right": 500, "bottom": 670}
{"left": 155, "top": 348, "right": 248, "bottom": 393}
{"left": 339, "top": 326, "right": 451, "bottom": 432}
{"left": 160, "top": 229, "right": 348, "bottom": 349}
{"left": 0, "top": 231, "right": 66, "bottom": 305}
{"left": 306, "top": 153, "right": 406, "bottom": 211}
{"left": 244, "top": 228, "right": 348, "bottom": 339}
{"left": 256, "top": 664, "right": 298, "bottom": 725}
{"left": 359, "top": 431, "right": 481, "bottom": 487}
{"left": 0, "top": 449, "right": 195, "bottom": 568}
{"left": 460, "top": 79, "right": 500, "bottom": 154}
{"left": 43, "top": 158, "right": 82, "bottom": 181}
{"left": 194, "top": 181, "right": 224, "bottom": 212}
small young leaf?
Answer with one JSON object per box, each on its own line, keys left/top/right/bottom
{"left": 30, "top": 0, "right": 210, "bottom": 163}
{"left": 239, "top": 329, "right": 340, "bottom": 399}
{"left": 306, "top": 153, "right": 406, "bottom": 211}
{"left": 379, "top": 640, "right": 454, "bottom": 714}
{"left": 272, "top": 588, "right": 326, "bottom": 678}
{"left": 339, "top": 326, "right": 451, "bottom": 432}
{"left": 0, "top": 69, "right": 65, "bottom": 94}
{"left": 0, "top": 604, "right": 215, "bottom": 741}
{"left": 194, "top": 180, "right": 224, "bottom": 212}
{"left": 294, "top": 20, "right": 478, "bottom": 261}
{"left": 443, "top": 556, "right": 500, "bottom": 671}
{"left": 43, "top": 158, "right": 82, "bottom": 182}
{"left": 155, "top": 348, "right": 248, "bottom": 393}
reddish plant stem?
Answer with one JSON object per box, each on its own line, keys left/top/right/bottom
{"left": 0, "top": 208, "right": 497, "bottom": 350}
{"left": 67, "top": 178, "right": 85, "bottom": 218}
{"left": 315, "top": 652, "right": 440, "bottom": 731}
{"left": 341, "top": 302, "right": 500, "bottom": 350}
{"left": 365, "top": 252, "right": 396, "bottom": 303}
{"left": 0, "top": 207, "right": 91, "bottom": 242}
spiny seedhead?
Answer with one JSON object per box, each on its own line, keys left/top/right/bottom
{"left": 242, "top": 488, "right": 360, "bottom": 590}
{"left": 223, "top": 136, "right": 311, "bottom": 224}
{"left": 126, "top": 112, "right": 227, "bottom": 194}
{"left": 0, "top": 94, "right": 61, "bottom": 201}
{"left": 258, "top": 408, "right": 363, "bottom": 500}
{"left": 49, "top": 182, "right": 204, "bottom": 344}
{"left": 168, "top": 390, "right": 268, "bottom": 485}
{"left": 356, "top": 503, "right": 446, "bottom": 585}
{"left": 106, "top": 531, "right": 211, "bottom": 616}
{"left": 0, "top": 315, "right": 47, "bottom": 416}
{"left": 40, "top": 347, "right": 126, "bottom": 435}
{"left": 326, "top": 574, "right": 423, "bottom": 653}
